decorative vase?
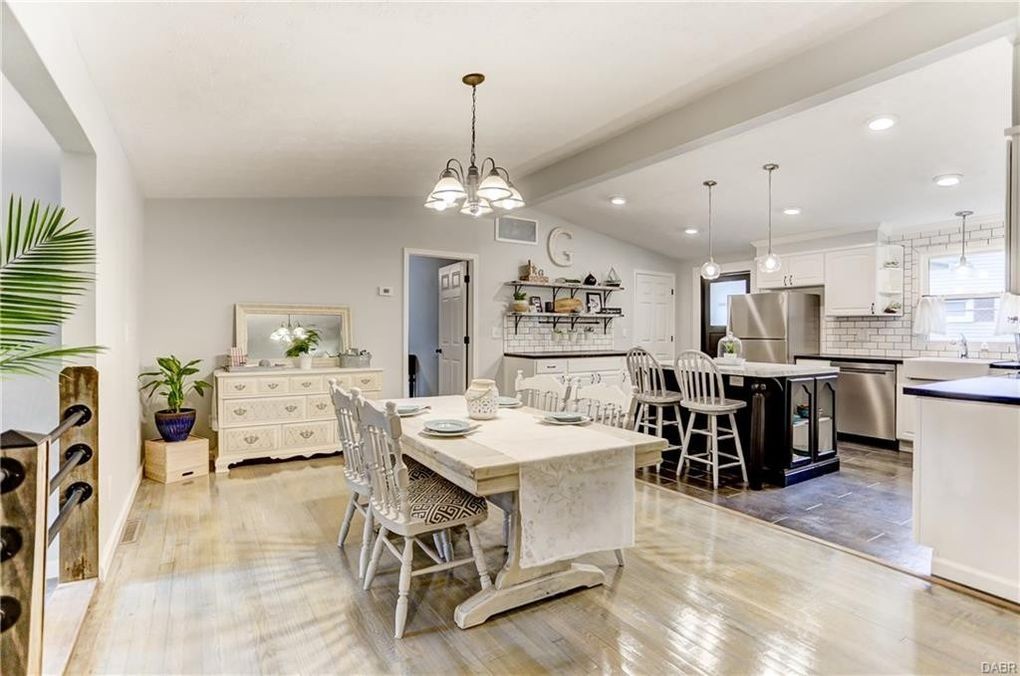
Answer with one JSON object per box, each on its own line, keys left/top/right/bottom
{"left": 154, "top": 408, "right": 196, "bottom": 442}
{"left": 299, "top": 354, "right": 313, "bottom": 370}
{"left": 464, "top": 378, "right": 499, "bottom": 420}
{"left": 512, "top": 300, "right": 529, "bottom": 313}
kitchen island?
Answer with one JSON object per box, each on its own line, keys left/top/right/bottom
{"left": 905, "top": 374, "right": 1020, "bottom": 602}
{"left": 661, "top": 360, "right": 840, "bottom": 488}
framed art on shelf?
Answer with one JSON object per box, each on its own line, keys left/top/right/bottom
{"left": 529, "top": 296, "right": 543, "bottom": 313}
{"left": 585, "top": 292, "right": 602, "bottom": 314}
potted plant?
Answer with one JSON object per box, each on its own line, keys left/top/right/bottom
{"left": 285, "top": 326, "right": 320, "bottom": 369}
{"left": 511, "top": 289, "right": 529, "bottom": 313}
{"left": 139, "top": 356, "right": 211, "bottom": 442}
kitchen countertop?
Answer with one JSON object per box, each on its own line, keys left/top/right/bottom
{"left": 903, "top": 374, "right": 1020, "bottom": 406}
{"left": 664, "top": 360, "right": 839, "bottom": 378}
{"left": 794, "top": 353, "right": 903, "bottom": 365}
{"left": 503, "top": 351, "right": 628, "bottom": 359}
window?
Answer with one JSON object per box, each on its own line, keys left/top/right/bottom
{"left": 925, "top": 248, "right": 1006, "bottom": 342}
{"left": 709, "top": 279, "right": 747, "bottom": 327}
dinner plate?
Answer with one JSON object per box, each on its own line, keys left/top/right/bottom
{"left": 396, "top": 404, "right": 429, "bottom": 417}
{"left": 541, "top": 414, "right": 592, "bottom": 426}
{"left": 419, "top": 427, "right": 478, "bottom": 438}
{"left": 497, "top": 396, "right": 522, "bottom": 408}
{"left": 424, "top": 418, "right": 471, "bottom": 434}
{"left": 547, "top": 412, "right": 584, "bottom": 423}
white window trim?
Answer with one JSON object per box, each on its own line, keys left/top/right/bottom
{"left": 919, "top": 244, "right": 1010, "bottom": 344}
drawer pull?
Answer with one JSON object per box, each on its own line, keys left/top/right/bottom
{"left": 301, "top": 382, "right": 312, "bottom": 388}
{"left": 315, "top": 403, "right": 328, "bottom": 411}
{"left": 285, "top": 405, "right": 298, "bottom": 413}
{"left": 233, "top": 408, "right": 248, "bottom": 416}
{"left": 360, "top": 378, "right": 372, "bottom": 384}
{"left": 267, "top": 383, "right": 279, "bottom": 390}
{"left": 299, "top": 430, "right": 314, "bottom": 440}
{"left": 233, "top": 384, "right": 246, "bottom": 391}
{"left": 243, "top": 435, "right": 259, "bottom": 445}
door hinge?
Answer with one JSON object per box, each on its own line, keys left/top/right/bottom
{"left": 670, "top": 336, "right": 674, "bottom": 342}
{"left": 464, "top": 274, "right": 470, "bottom": 283}
{"left": 463, "top": 335, "right": 470, "bottom": 345}
{"left": 671, "top": 288, "right": 674, "bottom": 295}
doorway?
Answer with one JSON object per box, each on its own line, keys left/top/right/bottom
{"left": 633, "top": 270, "right": 675, "bottom": 362}
{"left": 700, "top": 271, "right": 750, "bottom": 355}
{"left": 403, "top": 250, "right": 477, "bottom": 398}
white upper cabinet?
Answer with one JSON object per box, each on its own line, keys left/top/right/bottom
{"left": 824, "top": 244, "right": 904, "bottom": 316}
{"left": 756, "top": 252, "right": 825, "bottom": 289}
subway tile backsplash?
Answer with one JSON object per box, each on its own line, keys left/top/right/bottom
{"left": 821, "top": 220, "right": 1013, "bottom": 361}
{"left": 503, "top": 316, "right": 616, "bottom": 354}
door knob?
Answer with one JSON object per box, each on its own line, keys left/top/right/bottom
{"left": 435, "top": 348, "right": 443, "bottom": 354}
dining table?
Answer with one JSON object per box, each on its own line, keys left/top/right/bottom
{"left": 387, "top": 395, "right": 666, "bottom": 629}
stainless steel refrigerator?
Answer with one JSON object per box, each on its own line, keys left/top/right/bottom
{"left": 727, "top": 292, "right": 821, "bottom": 364}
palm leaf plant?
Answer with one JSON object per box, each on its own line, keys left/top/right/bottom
{"left": 284, "top": 327, "right": 320, "bottom": 357}
{"left": 138, "top": 355, "right": 211, "bottom": 441}
{"left": 0, "top": 195, "right": 103, "bottom": 377}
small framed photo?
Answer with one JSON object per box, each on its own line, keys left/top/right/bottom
{"left": 529, "top": 296, "right": 543, "bottom": 313}
{"left": 585, "top": 292, "right": 603, "bottom": 314}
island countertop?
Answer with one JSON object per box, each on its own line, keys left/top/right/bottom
{"left": 663, "top": 360, "right": 839, "bottom": 378}
{"left": 903, "top": 374, "right": 1020, "bottom": 406}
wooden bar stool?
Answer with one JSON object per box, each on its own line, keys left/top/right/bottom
{"left": 673, "top": 350, "right": 748, "bottom": 488}
{"left": 625, "top": 347, "right": 684, "bottom": 467}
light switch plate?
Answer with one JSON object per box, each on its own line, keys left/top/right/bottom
{"left": 490, "top": 327, "right": 501, "bottom": 339}
{"left": 377, "top": 286, "right": 393, "bottom": 297}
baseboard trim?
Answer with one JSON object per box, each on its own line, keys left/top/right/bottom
{"left": 99, "top": 464, "right": 143, "bottom": 580}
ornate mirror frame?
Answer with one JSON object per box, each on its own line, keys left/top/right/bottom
{"left": 234, "top": 303, "right": 353, "bottom": 366}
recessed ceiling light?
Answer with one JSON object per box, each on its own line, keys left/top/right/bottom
{"left": 684, "top": 227, "right": 699, "bottom": 235}
{"left": 867, "top": 115, "right": 897, "bottom": 132}
{"left": 933, "top": 174, "right": 963, "bottom": 187}
{"left": 609, "top": 195, "right": 627, "bottom": 206}
{"left": 783, "top": 207, "right": 801, "bottom": 216}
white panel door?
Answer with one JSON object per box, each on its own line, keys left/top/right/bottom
{"left": 634, "top": 271, "right": 675, "bottom": 362}
{"left": 438, "top": 261, "right": 468, "bottom": 395}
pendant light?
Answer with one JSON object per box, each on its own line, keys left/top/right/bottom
{"left": 953, "top": 210, "right": 974, "bottom": 278}
{"left": 699, "top": 180, "right": 721, "bottom": 280}
{"left": 757, "top": 163, "right": 782, "bottom": 274}
{"left": 425, "top": 74, "right": 525, "bottom": 216}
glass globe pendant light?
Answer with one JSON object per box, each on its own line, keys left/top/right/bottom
{"left": 757, "top": 163, "right": 782, "bottom": 274}
{"left": 425, "top": 74, "right": 525, "bottom": 216}
{"left": 953, "top": 210, "right": 974, "bottom": 278}
{"left": 700, "top": 179, "right": 721, "bottom": 280}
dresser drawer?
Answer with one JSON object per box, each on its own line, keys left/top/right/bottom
{"left": 220, "top": 378, "right": 257, "bottom": 398}
{"left": 307, "top": 394, "right": 334, "bottom": 420}
{"left": 281, "top": 421, "right": 335, "bottom": 448}
{"left": 222, "top": 426, "right": 279, "bottom": 453}
{"left": 221, "top": 396, "right": 306, "bottom": 426}
{"left": 289, "top": 374, "right": 323, "bottom": 393}
{"left": 258, "top": 376, "right": 289, "bottom": 394}
{"left": 349, "top": 371, "right": 381, "bottom": 391}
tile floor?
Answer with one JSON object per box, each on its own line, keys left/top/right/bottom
{"left": 638, "top": 442, "right": 932, "bottom": 576}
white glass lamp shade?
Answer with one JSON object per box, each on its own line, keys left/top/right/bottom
{"left": 429, "top": 171, "right": 467, "bottom": 203}
{"left": 476, "top": 171, "right": 513, "bottom": 201}
{"left": 994, "top": 292, "right": 1020, "bottom": 336}
{"left": 493, "top": 185, "right": 525, "bottom": 210}
{"left": 913, "top": 297, "right": 946, "bottom": 336}
{"left": 424, "top": 196, "right": 451, "bottom": 211}
{"left": 953, "top": 255, "right": 974, "bottom": 279}
{"left": 700, "top": 259, "right": 721, "bottom": 280}
{"left": 757, "top": 252, "right": 782, "bottom": 274}
{"left": 269, "top": 325, "right": 291, "bottom": 342}
{"left": 459, "top": 198, "right": 493, "bottom": 218}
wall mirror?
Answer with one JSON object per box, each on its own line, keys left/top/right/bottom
{"left": 235, "top": 303, "right": 352, "bottom": 363}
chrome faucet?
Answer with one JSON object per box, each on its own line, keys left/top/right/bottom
{"left": 957, "top": 333, "right": 969, "bottom": 359}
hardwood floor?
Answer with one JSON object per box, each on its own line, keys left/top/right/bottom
{"left": 68, "top": 456, "right": 1018, "bottom": 674}
{"left": 649, "top": 442, "right": 931, "bottom": 575}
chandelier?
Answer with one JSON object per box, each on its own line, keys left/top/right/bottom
{"left": 425, "top": 73, "right": 525, "bottom": 216}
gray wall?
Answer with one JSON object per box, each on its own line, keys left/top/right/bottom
{"left": 408, "top": 255, "right": 458, "bottom": 397}
{"left": 142, "top": 197, "right": 683, "bottom": 441}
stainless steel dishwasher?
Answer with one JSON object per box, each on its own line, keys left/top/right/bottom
{"left": 836, "top": 361, "right": 897, "bottom": 443}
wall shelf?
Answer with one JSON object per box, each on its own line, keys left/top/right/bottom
{"left": 504, "top": 280, "right": 623, "bottom": 303}
{"left": 507, "top": 312, "right": 622, "bottom": 334}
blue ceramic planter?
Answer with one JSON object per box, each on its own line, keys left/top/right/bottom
{"left": 155, "top": 409, "right": 196, "bottom": 442}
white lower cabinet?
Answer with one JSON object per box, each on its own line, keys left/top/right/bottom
{"left": 213, "top": 366, "right": 383, "bottom": 472}
{"left": 502, "top": 355, "right": 628, "bottom": 394}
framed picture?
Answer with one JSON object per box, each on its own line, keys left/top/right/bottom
{"left": 585, "top": 292, "right": 602, "bottom": 314}
{"left": 529, "top": 296, "right": 543, "bottom": 313}
{"left": 495, "top": 216, "right": 538, "bottom": 244}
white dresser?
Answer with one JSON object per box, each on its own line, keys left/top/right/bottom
{"left": 212, "top": 367, "right": 383, "bottom": 472}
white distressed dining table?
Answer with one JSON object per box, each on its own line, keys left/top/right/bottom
{"left": 388, "top": 395, "right": 666, "bottom": 629}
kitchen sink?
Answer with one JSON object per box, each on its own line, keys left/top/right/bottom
{"left": 901, "top": 357, "right": 995, "bottom": 381}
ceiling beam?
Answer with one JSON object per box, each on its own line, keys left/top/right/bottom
{"left": 518, "top": 2, "right": 1019, "bottom": 204}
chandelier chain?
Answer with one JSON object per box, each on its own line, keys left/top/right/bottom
{"left": 470, "top": 85, "right": 477, "bottom": 168}
{"left": 707, "top": 182, "right": 714, "bottom": 260}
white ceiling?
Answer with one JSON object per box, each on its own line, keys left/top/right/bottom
{"left": 540, "top": 39, "right": 1014, "bottom": 261}
{"left": 60, "top": 1, "right": 893, "bottom": 198}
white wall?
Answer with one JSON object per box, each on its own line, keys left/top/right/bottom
{"left": 0, "top": 74, "right": 62, "bottom": 434}
{"left": 408, "top": 255, "right": 459, "bottom": 397}
{"left": 7, "top": 2, "right": 146, "bottom": 576}
{"left": 141, "top": 197, "right": 682, "bottom": 438}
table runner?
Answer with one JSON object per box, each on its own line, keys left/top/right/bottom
{"left": 395, "top": 398, "right": 635, "bottom": 568}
